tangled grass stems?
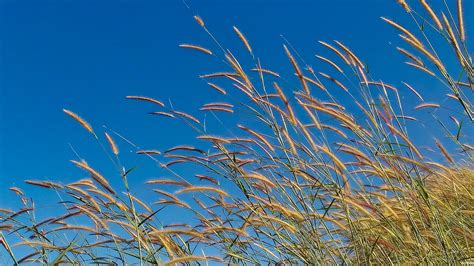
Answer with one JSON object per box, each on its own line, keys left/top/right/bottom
{"left": 1, "top": 1, "right": 473, "bottom": 264}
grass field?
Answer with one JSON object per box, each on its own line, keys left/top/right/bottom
{"left": 1, "top": 0, "right": 473, "bottom": 264}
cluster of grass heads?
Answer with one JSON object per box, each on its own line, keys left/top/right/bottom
{"left": 1, "top": 0, "right": 472, "bottom": 264}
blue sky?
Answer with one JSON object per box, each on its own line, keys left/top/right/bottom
{"left": 1, "top": 0, "right": 472, "bottom": 223}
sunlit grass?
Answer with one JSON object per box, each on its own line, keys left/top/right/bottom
{"left": 1, "top": 1, "right": 472, "bottom": 264}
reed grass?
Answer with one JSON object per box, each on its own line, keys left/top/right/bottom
{"left": 1, "top": 1, "right": 472, "bottom": 264}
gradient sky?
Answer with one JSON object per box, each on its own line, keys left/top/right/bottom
{"left": 1, "top": 0, "right": 472, "bottom": 227}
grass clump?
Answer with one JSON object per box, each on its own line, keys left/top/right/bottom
{"left": 1, "top": 0, "right": 473, "bottom": 264}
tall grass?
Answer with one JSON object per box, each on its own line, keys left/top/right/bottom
{"left": 1, "top": 1, "right": 472, "bottom": 264}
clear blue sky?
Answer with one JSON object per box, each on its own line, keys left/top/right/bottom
{"left": 0, "top": 0, "right": 471, "bottom": 210}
